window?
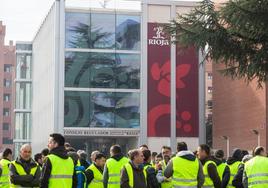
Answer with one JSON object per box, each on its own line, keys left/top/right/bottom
{"left": 64, "top": 91, "right": 140, "bottom": 128}
{"left": 207, "top": 73, "right": 212, "bottom": 80}
{"left": 2, "top": 137, "right": 13, "bottom": 144}
{"left": 16, "top": 83, "right": 32, "bottom": 109}
{"left": 3, "top": 94, "right": 10, "bottom": 102}
{"left": 116, "top": 15, "right": 140, "bottom": 50}
{"left": 3, "top": 123, "right": 9, "bottom": 130}
{"left": 16, "top": 44, "right": 32, "bottom": 51}
{"left": 4, "top": 64, "right": 12, "bottom": 73}
{"left": 4, "top": 79, "right": 11, "bottom": 88}
{"left": 65, "top": 52, "right": 140, "bottom": 89}
{"left": 208, "top": 87, "right": 213, "bottom": 94}
{"left": 15, "top": 113, "right": 31, "bottom": 140}
{"left": 16, "top": 54, "right": 32, "bottom": 79}
{"left": 3, "top": 108, "right": 10, "bottom": 116}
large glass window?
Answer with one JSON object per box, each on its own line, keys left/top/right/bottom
{"left": 4, "top": 64, "right": 12, "bottom": 73}
{"left": 65, "top": 52, "right": 139, "bottom": 89}
{"left": 16, "top": 54, "right": 32, "bottom": 79}
{"left": 65, "top": 52, "right": 91, "bottom": 88}
{"left": 65, "top": 12, "right": 141, "bottom": 50}
{"left": 16, "top": 82, "right": 32, "bottom": 109}
{"left": 91, "top": 13, "right": 115, "bottom": 49}
{"left": 116, "top": 15, "right": 140, "bottom": 50}
{"left": 65, "top": 12, "right": 91, "bottom": 48}
{"left": 115, "top": 54, "right": 140, "bottom": 89}
{"left": 64, "top": 91, "right": 90, "bottom": 127}
{"left": 64, "top": 91, "right": 140, "bottom": 128}
{"left": 15, "top": 113, "right": 31, "bottom": 140}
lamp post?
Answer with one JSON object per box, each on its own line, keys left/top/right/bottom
{"left": 221, "top": 136, "right": 229, "bottom": 158}
{"left": 252, "top": 129, "right": 260, "bottom": 146}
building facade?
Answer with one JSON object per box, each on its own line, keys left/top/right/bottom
{"left": 29, "top": 0, "right": 205, "bottom": 155}
{"left": 0, "top": 21, "right": 15, "bottom": 151}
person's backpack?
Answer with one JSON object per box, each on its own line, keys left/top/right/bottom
{"left": 75, "top": 165, "right": 87, "bottom": 188}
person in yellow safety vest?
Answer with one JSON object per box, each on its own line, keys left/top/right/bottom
{"left": 197, "top": 144, "right": 221, "bottom": 188}
{"left": 40, "top": 133, "right": 77, "bottom": 188}
{"left": 212, "top": 149, "right": 230, "bottom": 188}
{"left": 120, "top": 149, "right": 147, "bottom": 188}
{"left": 103, "top": 145, "right": 129, "bottom": 188}
{"left": 85, "top": 153, "right": 106, "bottom": 188}
{"left": 232, "top": 154, "right": 252, "bottom": 187}
{"left": 226, "top": 148, "right": 243, "bottom": 188}
{"left": 243, "top": 146, "right": 268, "bottom": 188}
{"left": 150, "top": 152, "right": 158, "bottom": 169}
{"left": 164, "top": 142, "right": 205, "bottom": 188}
{"left": 0, "top": 148, "right": 12, "bottom": 188}
{"left": 9, "top": 144, "right": 41, "bottom": 188}
{"left": 160, "top": 146, "right": 172, "bottom": 188}
{"left": 142, "top": 149, "right": 160, "bottom": 188}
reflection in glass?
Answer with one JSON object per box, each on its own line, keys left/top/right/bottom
{"left": 16, "top": 54, "right": 32, "bottom": 79}
{"left": 65, "top": 52, "right": 90, "bottom": 88}
{"left": 16, "top": 83, "right": 32, "bottom": 109}
{"left": 64, "top": 91, "right": 90, "bottom": 127}
{"left": 64, "top": 91, "right": 140, "bottom": 128}
{"left": 116, "top": 15, "right": 140, "bottom": 50}
{"left": 115, "top": 54, "right": 140, "bottom": 89}
{"left": 65, "top": 12, "right": 91, "bottom": 48}
{"left": 91, "top": 92, "right": 115, "bottom": 128}
{"left": 88, "top": 53, "right": 116, "bottom": 88}
{"left": 15, "top": 113, "right": 31, "bottom": 140}
{"left": 91, "top": 13, "right": 115, "bottom": 49}
{"left": 115, "top": 93, "right": 140, "bottom": 128}
{"left": 65, "top": 52, "right": 116, "bottom": 88}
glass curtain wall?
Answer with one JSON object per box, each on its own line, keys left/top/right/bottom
{"left": 64, "top": 11, "right": 141, "bottom": 129}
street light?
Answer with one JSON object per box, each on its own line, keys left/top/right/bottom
{"left": 221, "top": 136, "right": 230, "bottom": 158}
{"left": 251, "top": 129, "right": 260, "bottom": 146}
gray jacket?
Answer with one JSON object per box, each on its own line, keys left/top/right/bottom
{"left": 164, "top": 150, "right": 204, "bottom": 188}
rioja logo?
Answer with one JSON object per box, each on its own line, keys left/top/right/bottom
{"left": 149, "top": 26, "right": 169, "bottom": 46}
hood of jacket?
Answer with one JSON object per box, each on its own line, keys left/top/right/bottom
{"left": 227, "top": 148, "right": 242, "bottom": 165}
{"left": 111, "top": 153, "right": 125, "bottom": 161}
{"left": 176, "top": 150, "right": 196, "bottom": 161}
{"left": 49, "top": 146, "right": 69, "bottom": 159}
{"left": 211, "top": 156, "right": 223, "bottom": 166}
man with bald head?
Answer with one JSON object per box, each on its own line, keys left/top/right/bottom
{"left": 9, "top": 144, "right": 41, "bottom": 187}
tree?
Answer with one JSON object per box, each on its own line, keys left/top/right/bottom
{"left": 166, "top": 0, "right": 268, "bottom": 85}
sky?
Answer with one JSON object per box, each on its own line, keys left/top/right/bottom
{"left": 0, "top": 0, "right": 200, "bottom": 45}
{"left": 0, "top": 0, "right": 54, "bottom": 44}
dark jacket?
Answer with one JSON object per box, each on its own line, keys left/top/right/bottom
{"left": 40, "top": 146, "right": 77, "bottom": 188}
{"left": 164, "top": 151, "right": 204, "bottom": 188}
{"left": 120, "top": 161, "right": 147, "bottom": 188}
{"left": 201, "top": 157, "right": 221, "bottom": 188}
{"left": 232, "top": 163, "right": 245, "bottom": 188}
{"left": 212, "top": 156, "right": 230, "bottom": 188}
{"left": 9, "top": 156, "right": 41, "bottom": 187}
{"left": 80, "top": 159, "right": 90, "bottom": 170}
{"left": 144, "top": 162, "right": 160, "bottom": 188}
{"left": 103, "top": 153, "right": 125, "bottom": 188}
{"left": 85, "top": 163, "right": 103, "bottom": 185}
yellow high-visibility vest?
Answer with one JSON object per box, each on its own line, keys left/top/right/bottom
{"left": 106, "top": 157, "right": 129, "bottom": 188}
{"left": 87, "top": 164, "right": 103, "bottom": 188}
{"left": 160, "top": 160, "right": 172, "bottom": 188}
{"left": 245, "top": 156, "right": 268, "bottom": 188}
{"left": 47, "top": 154, "right": 74, "bottom": 188}
{"left": 10, "top": 160, "right": 38, "bottom": 188}
{"left": 124, "top": 162, "right": 147, "bottom": 188}
{"left": 227, "top": 161, "right": 241, "bottom": 188}
{"left": 0, "top": 159, "right": 11, "bottom": 188}
{"left": 172, "top": 156, "right": 199, "bottom": 187}
{"left": 203, "top": 160, "right": 217, "bottom": 188}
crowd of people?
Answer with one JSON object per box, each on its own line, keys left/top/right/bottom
{"left": 0, "top": 133, "right": 268, "bottom": 188}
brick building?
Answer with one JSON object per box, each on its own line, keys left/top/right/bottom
{"left": 0, "top": 21, "right": 15, "bottom": 151}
